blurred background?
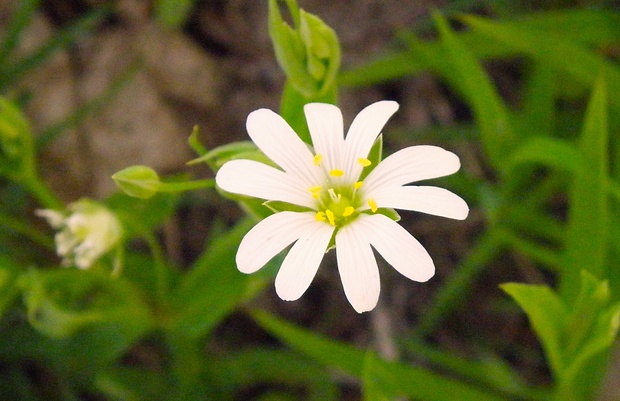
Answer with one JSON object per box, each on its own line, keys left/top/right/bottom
{"left": 1, "top": 0, "right": 619, "bottom": 400}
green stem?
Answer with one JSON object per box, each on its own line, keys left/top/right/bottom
{"left": 158, "top": 179, "right": 215, "bottom": 193}
{"left": 143, "top": 231, "right": 169, "bottom": 303}
{"left": 0, "top": 210, "right": 54, "bottom": 249}
{"left": 24, "top": 176, "right": 63, "bottom": 210}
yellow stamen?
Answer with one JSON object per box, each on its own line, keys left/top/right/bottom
{"left": 368, "top": 198, "right": 378, "bottom": 213}
{"left": 315, "top": 211, "right": 326, "bottom": 222}
{"left": 325, "top": 209, "right": 336, "bottom": 226}
{"left": 329, "top": 169, "right": 344, "bottom": 177}
{"left": 313, "top": 154, "right": 322, "bottom": 166}
{"left": 358, "top": 158, "right": 371, "bottom": 167}
{"left": 343, "top": 206, "right": 355, "bottom": 217}
{"left": 308, "top": 185, "right": 321, "bottom": 199}
{"left": 354, "top": 181, "right": 363, "bottom": 189}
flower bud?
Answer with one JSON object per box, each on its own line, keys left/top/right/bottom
{"left": 268, "top": 0, "right": 340, "bottom": 97}
{"left": 112, "top": 165, "right": 161, "bottom": 199}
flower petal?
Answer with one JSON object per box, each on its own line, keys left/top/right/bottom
{"left": 304, "top": 103, "right": 344, "bottom": 174}
{"left": 343, "top": 100, "right": 399, "bottom": 180}
{"left": 247, "top": 108, "right": 319, "bottom": 187}
{"left": 216, "top": 159, "right": 315, "bottom": 208}
{"left": 275, "top": 220, "right": 334, "bottom": 301}
{"left": 236, "top": 212, "right": 318, "bottom": 274}
{"left": 353, "top": 214, "right": 434, "bottom": 282}
{"left": 362, "top": 145, "right": 461, "bottom": 195}
{"left": 335, "top": 221, "right": 380, "bottom": 313}
{"left": 362, "top": 186, "right": 469, "bottom": 220}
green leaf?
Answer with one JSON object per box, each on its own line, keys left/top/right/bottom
{"left": 20, "top": 269, "right": 152, "bottom": 360}
{"left": 252, "top": 310, "right": 507, "bottom": 401}
{"left": 168, "top": 218, "right": 269, "bottom": 339}
{"left": 506, "top": 136, "right": 581, "bottom": 173}
{"left": 462, "top": 14, "right": 620, "bottom": 112}
{"left": 519, "top": 64, "right": 557, "bottom": 138}
{"left": 0, "top": 7, "right": 109, "bottom": 91}
{"left": 362, "top": 351, "right": 393, "bottom": 401}
{"left": 208, "top": 348, "right": 338, "bottom": 401}
{"left": 560, "top": 75, "right": 609, "bottom": 300}
{"left": 154, "top": 0, "right": 196, "bottom": 28}
{"left": 341, "top": 10, "right": 620, "bottom": 87}
{"left": 0, "top": 256, "right": 21, "bottom": 320}
{"left": 501, "top": 283, "right": 569, "bottom": 377}
{"left": 433, "top": 13, "right": 516, "bottom": 172}
{"left": 0, "top": 0, "right": 40, "bottom": 67}
{"left": 415, "top": 230, "right": 502, "bottom": 337}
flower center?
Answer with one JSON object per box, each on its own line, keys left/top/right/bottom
{"left": 310, "top": 155, "right": 377, "bottom": 228}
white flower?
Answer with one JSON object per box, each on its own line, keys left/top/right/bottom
{"left": 216, "top": 101, "right": 469, "bottom": 313}
{"left": 37, "top": 199, "right": 123, "bottom": 270}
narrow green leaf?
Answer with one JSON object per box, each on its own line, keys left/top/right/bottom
{"left": 362, "top": 351, "right": 395, "bottom": 401}
{"left": 0, "top": 7, "right": 109, "bottom": 90}
{"left": 341, "top": 10, "right": 620, "bottom": 87}
{"left": 253, "top": 310, "right": 507, "bottom": 401}
{"left": 561, "top": 76, "right": 609, "bottom": 300}
{"left": 415, "top": 230, "right": 502, "bottom": 337}
{"left": 501, "top": 283, "right": 569, "bottom": 377}
{"left": 209, "top": 348, "right": 338, "bottom": 401}
{"left": 168, "top": 219, "right": 269, "bottom": 339}
{"left": 519, "top": 64, "right": 557, "bottom": 138}
{"left": 463, "top": 15, "right": 620, "bottom": 112}
{"left": 434, "top": 13, "right": 516, "bottom": 171}
{"left": 507, "top": 136, "right": 581, "bottom": 173}
{"left": 0, "top": 0, "right": 40, "bottom": 65}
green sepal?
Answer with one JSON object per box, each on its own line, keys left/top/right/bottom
{"left": 263, "top": 200, "right": 314, "bottom": 214}
{"left": 189, "top": 141, "right": 274, "bottom": 171}
{"left": 374, "top": 208, "right": 401, "bottom": 222}
{"left": 187, "top": 125, "right": 207, "bottom": 156}
{"left": 359, "top": 134, "right": 383, "bottom": 181}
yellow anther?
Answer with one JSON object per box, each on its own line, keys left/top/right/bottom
{"left": 354, "top": 181, "right": 363, "bottom": 189}
{"left": 308, "top": 186, "right": 321, "bottom": 199}
{"left": 313, "top": 154, "right": 322, "bottom": 166}
{"left": 325, "top": 209, "right": 336, "bottom": 226}
{"left": 358, "top": 158, "right": 371, "bottom": 167}
{"left": 315, "top": 211, "right": 326, "bottom": 222}
{"left": 368, "top": 198, "right": 378, "bottom": 213}
{"left": 343, "top": 206, "right": 355, "bottom": 217}
{"left": 329, "top": 169, "right": 344, "bottom": 177}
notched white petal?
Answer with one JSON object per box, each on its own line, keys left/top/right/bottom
{"left": 335, "top": 223, "right": 380, "bottom": 313}
{"left": 304, "top": 103, "right": 344, "bottom": 173}
{"left": 363, "top": 145, "right": 461, "bottom": 194}
{"left": 364, "top": 186, "right": 469, "bottom": 220}
{"left": 355, "top": 214, "right": 435, "bottom": 282}
{"left": 216, "top": 159, "right": 314, "bottom": 209}
{"left": 236, "top": 212, "right": 318, "bottom": 274}
{"left": 275, "top": 220, "right": 334, "bottom": 301}
{"left": 343, "top": 100, "right": 399, "bottom": 180}
{"left": 246, "top": 108, "right": 319, "bottom": 186}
